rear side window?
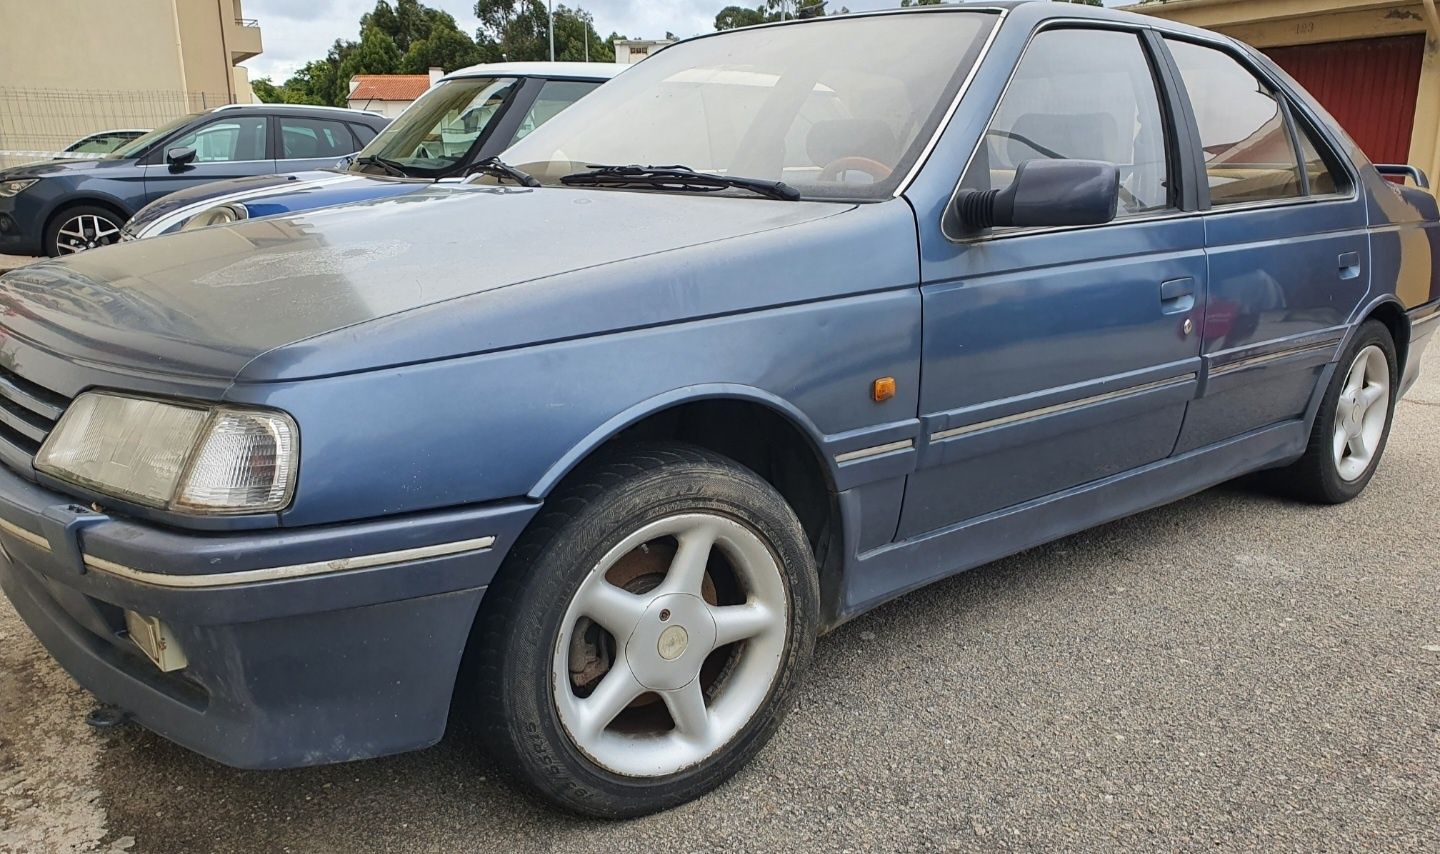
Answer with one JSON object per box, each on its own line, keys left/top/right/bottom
{"left": 508, "top": 80, "right": 601, "bottom": 145}
{"left": 1166, "top": 39, "right": 1314, "bottom": 205}
{"left": 960, "top": 28, "right": 1173, "bottom": 218}
{"left": 280, "top": 117, "right": 358, "bottom": 159}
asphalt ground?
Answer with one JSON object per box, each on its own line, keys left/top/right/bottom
{"left": 2, "top": 342, "right": 1438, "bottom": 854}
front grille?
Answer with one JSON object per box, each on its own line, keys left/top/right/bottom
{"left": 0, "top": 364, "right": 70, "bottom": 472}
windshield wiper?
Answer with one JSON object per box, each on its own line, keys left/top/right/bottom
{"left": 463, "top": 156, "right": 540, "bottom": 187}
{"left": 560, "top": 164, "right": 800, "bottom": 201}
{"left": 353, "top": 154, "right": 410, "bottom": 178}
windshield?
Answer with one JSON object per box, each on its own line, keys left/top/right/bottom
{"left": 505, "top": 12, "right": 997, "bottom": 200}
{"left": 354, "top": 77, "right": 519, "bottom": 176}
{"left": 102, "top": 113, "right": 201, "bottom": 160}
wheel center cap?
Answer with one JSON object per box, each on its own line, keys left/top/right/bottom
{"left": 657, "top": 625, "right": 689, "bottom": 660}
{"left": 625, "top": 593, "right": 716, "bottom": 691}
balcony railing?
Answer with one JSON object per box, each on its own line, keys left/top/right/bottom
{"left": 235, "top": 18, "right": 259, "bottom": 27}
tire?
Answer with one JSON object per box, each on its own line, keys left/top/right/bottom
{"left": 1277, "top": 319, "right": 1397, "bottom": 504}
{"left": 471, "top": 441, "right": 819, "bottom": 817}
{"left": 44, "top": 205, "right": 125, "bottom": 257}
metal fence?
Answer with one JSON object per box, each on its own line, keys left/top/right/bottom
{"left": 0, "top": 87, "right": 235, "bottom": 168}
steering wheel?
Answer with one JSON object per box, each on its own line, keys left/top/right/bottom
{"left": 817, "top": 156, "right": 893, "bottom": 183}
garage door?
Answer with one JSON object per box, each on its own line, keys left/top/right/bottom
{"left": 1265, "top": 35, "right": 1424, "bottom": 165}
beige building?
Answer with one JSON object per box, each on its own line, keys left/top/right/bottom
{"left": 1129, "top": 0, "right": 1440, "bottom": 184}
{"left": 614, "top": 39, "right": 675, "bottom": 64}
{"left": 0, "top": 0, "right": 263, "bottom": 162}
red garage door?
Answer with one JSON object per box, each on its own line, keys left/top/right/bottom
{"left": 1265, "top": 35, "right": 1424, "bottom": 165}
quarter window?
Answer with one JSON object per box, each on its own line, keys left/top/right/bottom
{"left": 1166, "top": 39, "right": 1307, "bottom": 205}
{"left": 961, "top": 28, "right": 1173, "bottom": 218}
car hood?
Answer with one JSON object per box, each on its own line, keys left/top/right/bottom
{"left": 126, "top": 171, "right": 429, "bottom": 236}
{"left": 0, "top": 183, "right": 856, "bottom": 383}
{"left": 0, "top": 157, "right": 124, "bottom": 180}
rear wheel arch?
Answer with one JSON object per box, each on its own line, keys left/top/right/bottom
{"left": 1362, "top": 300, "right": 1409, "bottom": 378}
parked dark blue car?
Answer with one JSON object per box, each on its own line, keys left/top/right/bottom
{"left": 121, "top": 62, "right": 625, "bottom": 240}
{"left": 0, "top": 104, "right": 387, "bottom": 256}
{"left": 0, "top": 3, "right": 1437, "bottom": 818}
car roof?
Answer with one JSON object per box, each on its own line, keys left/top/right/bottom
{"left": 444, "top": 61, "right": 629, "bottom": 82}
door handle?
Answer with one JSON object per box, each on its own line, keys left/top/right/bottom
{"left": 1160, "top": 277, "right": 1195, "bottom": 315}
{"left": 1338, "top": 251, "right": 1361, "bottom": 281}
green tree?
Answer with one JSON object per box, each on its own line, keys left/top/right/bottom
{"left": 250, "top": 76, "right": 284, "bottom": 103}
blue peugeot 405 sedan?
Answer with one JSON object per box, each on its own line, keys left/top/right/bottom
{"left": 0, "top": 2, "right": 1436, "bottom": 817}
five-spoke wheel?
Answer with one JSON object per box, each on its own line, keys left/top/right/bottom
{"left": 1281, "top": 319, "right": 1397, "bottom": 503}
{"left": 473, "top": 442, "right": 818, "bottom": 817}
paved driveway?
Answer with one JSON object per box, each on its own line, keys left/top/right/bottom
{"left": 3, "top": 348, "right": 1438, "bottom": 854}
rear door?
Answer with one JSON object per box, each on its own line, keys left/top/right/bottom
{"left": 1160, "top": 37, "right": 1370, "bottom": 452}
{"left": 139, "top": 114, "right": 274, "bottom": 204}
{"left": 277, "top": 115, "right": 366, "bottom": 172}
{"left": 900, "top": 24, "right": 1206, "bottom": 538}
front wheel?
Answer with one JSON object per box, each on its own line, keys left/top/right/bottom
{"left": 471, "top": 442, "right": 819, "bottom": 817}
{"left": 44, "top": 205, "right": 126, "bottom": 256}
{"left": 1278, "top": 319, "right": 1397, "bottom": 503}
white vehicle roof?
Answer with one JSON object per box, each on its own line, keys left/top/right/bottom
{"left": 444, "top": 61, "right": 628, "bottom": 82}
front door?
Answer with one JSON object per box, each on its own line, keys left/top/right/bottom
{"left": 899, "top": 25, "right": 1206, "bottom": 539}
{"left": 140, "top": 115, "right": 274, "bottom": 205}
{"left": 1160, "top": 37, "right": 1371, "bottom": 452}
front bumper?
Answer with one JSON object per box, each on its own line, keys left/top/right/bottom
{"left": 0, "top": 193, "right": 44, "bottom": 256}
{"left": 0, "top": 466, "right": 538, "bottom": 769}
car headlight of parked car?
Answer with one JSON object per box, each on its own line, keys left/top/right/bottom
{"left": 36, "top": 392, "right": 298, "bottom": 514}
{"left": 0, "top": 179, "right": 37, "bottom": 198}
{"left": 181, "top": 203, "right": 249, "bottom": 231}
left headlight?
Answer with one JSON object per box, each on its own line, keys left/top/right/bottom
{"left": 36, "top": 392, "right": 298, "bottom": 515}
{"left": 0, "top": 179, "right": 37, "bottom": 198}
{"left": 180, "top": 203, "right": 249, "bottom": 231}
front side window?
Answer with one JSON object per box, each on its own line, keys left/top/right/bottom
{"left": 960, "top": 28, "right": 1173, "bottom": 218}
{"left": 167, "top": 116, "right": 268, "bottom": 163}
{"left": 357, "top": 77, "right": 518, "bottom": 176}
{"left": 508, "top": 80, "right": 602, "bottom": 145}
{"left": 280, "top": 117, "right": 357, "bottom": 159}
{"left": 505, "top": 13, "right": 998, "bottom": 200}
{"left": 1166, "top": 39, "right": 1304, "bottom": 206}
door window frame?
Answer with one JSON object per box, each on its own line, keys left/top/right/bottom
{"left": 1154, "top": 32, "right": 1359, "bottom": 214}
{"left": 942, "top": 20, "right": 1201, "bottom": 243}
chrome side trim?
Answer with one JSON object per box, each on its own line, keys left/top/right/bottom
{"left": 1411, "top": 309, "right": 1440, "bottom": 328}
{"left": 1209, "top": 341, "right": 1337, "bottom": 378}
{"left": 834, "top": 439, "right": 915, "bottom": 464}
{"left": 0, "top": 518, "right": 495, "bottom": 589}
{"left": 893, "top": 8, "right": 1008, "bottom": 199}
{"left": 929, "top": 374, "right": 1197, "bottom": 443}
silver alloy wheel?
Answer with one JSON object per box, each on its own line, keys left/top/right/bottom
{"left": 1333, "top": 344, "right": 1390, "bottom": 482}
{"left": 55, "top": 213, "right": 122, "bottom": 254}
{"left": 552, "top": 512, "right": 789, "bottom": 777}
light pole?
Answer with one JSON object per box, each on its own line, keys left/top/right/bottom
{"left": 548, "top": 0, "right": 555, "bottom": 62}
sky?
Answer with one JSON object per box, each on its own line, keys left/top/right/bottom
{"left": 239, "top": 0, "right": 1123, "bottom": 83}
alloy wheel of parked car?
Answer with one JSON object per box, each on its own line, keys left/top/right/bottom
{"left": 473, "top": 442, "right": 818, "bottom": 817}
{"left": 1332, "top": 344, "right": 1391, "bottom": 482}
{"left": 1279, "top": 320, "right": 1397, "bottom": 504}
{"left": 46, "top": 207, "right": 124, "bottom": 256}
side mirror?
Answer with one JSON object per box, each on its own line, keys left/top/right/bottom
{"left": 952, "top": 159, "right": 1120, "bottom": 232}
{"left": 166, "top": 147, "right": 197, "bottom": 169}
